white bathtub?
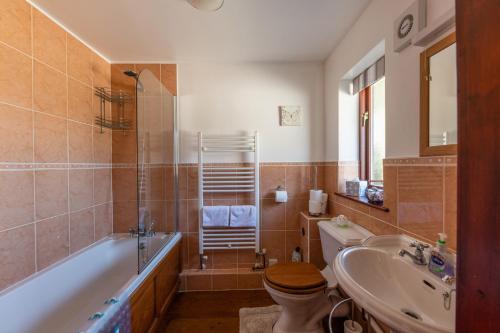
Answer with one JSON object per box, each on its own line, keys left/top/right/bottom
{"left": 0, "top": 232, "right": 181, "bottom": 333}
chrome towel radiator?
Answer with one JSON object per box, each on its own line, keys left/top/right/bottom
{"left": 198, "top": 132, "right": 260, "bottom": 260}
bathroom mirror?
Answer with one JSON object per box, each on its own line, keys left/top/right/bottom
{"left": 420, "top": 32, "right": 457, "bottom": 156}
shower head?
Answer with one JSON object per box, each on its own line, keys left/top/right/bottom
{"left": 123, "top": 70, "right": 138, "bottom": 78}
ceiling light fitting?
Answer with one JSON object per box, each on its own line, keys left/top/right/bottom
{"left": 187, "top": 0, "right": 224, "bottom": 11}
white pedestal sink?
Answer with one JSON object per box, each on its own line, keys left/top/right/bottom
{"left": 334, "top": 235, "right": 456, "bottom": 333}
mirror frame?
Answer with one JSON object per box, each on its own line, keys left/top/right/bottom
{"left": 420, "top": 32, "right": 457, "bottom": 156}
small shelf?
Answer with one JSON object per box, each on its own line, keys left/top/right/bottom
{"left": 334, "top": 192, "right": 389, "bottom": 212}
{"left": 94, "top": 87, "right": 132, "bottom": 103}
{"left": 94, "top": 87, "right": 132, "bottom": 132}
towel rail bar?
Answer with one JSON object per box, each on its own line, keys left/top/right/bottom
{"left": 198, "top": 131, "right": 260, "bottom": 263}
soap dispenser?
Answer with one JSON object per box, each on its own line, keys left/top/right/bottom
{"left": 428, "top": 233, "right": 452, "bottom": 278}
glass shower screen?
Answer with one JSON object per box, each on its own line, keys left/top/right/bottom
{"left": 136, "top": 69, "right": 177, "bottom": 272}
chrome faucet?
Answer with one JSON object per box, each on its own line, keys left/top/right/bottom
{"left": 128, "top": 220, "right": 156, "bottom": 238}
{"left": 399, "top": 241, "right": 429, "bottom": 265}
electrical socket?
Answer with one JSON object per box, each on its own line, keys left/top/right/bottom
{"left": 268, "top": 258, "right": 278, "bottom": 266}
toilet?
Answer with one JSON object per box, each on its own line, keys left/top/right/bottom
{"left": 263, "top": 220, "right": 373, "bottom": 333}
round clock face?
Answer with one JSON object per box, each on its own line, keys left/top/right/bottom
{"left": 398, "top": 14, "right": 414, "bottom": 39}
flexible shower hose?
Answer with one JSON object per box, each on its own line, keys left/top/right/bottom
{"left": 328, "top": 297, "right": 352, "bottom": 333}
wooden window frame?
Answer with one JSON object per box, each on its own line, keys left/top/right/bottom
{"left": 358, "top": 86, "right": 371, "bottom": 182}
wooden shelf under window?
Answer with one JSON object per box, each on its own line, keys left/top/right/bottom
{"left": 334, "top": 192, "right": 389, "bottom": 212}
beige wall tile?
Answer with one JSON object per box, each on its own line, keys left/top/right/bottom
{"left": 0, "top": 104, "right": 33, "bottom": 162}
{"left": 35, "top": 169, "right": 68, "bottom": 220}
{"left": 261, "top": 230, "right": 286, "bottom": 263}
{"left": 93, "top": 168, "right": 112, "bottom": 205}
{"left": 68, "top": 121, "right": 92, "bottom": 163}
{"left": 186, "top": 272, "right": 212, "bottom": 291}
{"left": 261, "top": 199, "right": 285, "bottom": 230}
{"left": 36, "top": 214, "right": 69, "bottom": 269}
{"left": 398, "top": 166, "right": 443, "bottom": 241}
{"left": 95, "top": 203, "right": 112, "bottom": 240}
{"left": 70, "top": 208, "right": 94, "bottom": 253}
{"left": 68, "top": 78, "right": 93, "bottom": 124}
{"left": 309, "top": 239, "right": 325, "bottom": 269}
{"left": 444, "top": 166, "right": 457, "bottom": 251}
{"left": 286, "top": 165, "right": 311, "bottom": 198}
{"left": 187, "top": 232, "right": 201, "bottom": 269}
{"left": 0, "top": 43, "right": 32, "bottom": 108}
{"left": 112, "top": 168, "right": 137, "bottom": 202}
{"left": 324, "top": 165, "right": 338, "bottom": 195}
{"left": 32, "top": 9, "right": 66, "bottom": 72}
{"left": 0, "top": 0, "right": 32, "bottom": 55}
{"left": 69, "top": 169, "right": 93, "bottom": 212}
{"left": 285, "top": 198, "right": 307, "bottom": 230}
{"left": 112, "top": 131, "right": 137, "bottom": 164}
{"left": 285, "top": 230, "right": 300, "bottom": 263}
{"left": 113, "top": 201, "right": 137, "bottom": 233}
{"left": 91, "top": 53, "right": 110, "bottom": 88}
{"left": 93, "top": 127, "right": 112, "bottom": 164}
{"left": 260, "top": 166, "right": 285, "bottom": 198}
{"left": 212, "top": 273, "right": 238, "bottom": 290}
{"left": 186, "top": 167, "right": 198, "bottom": 199}
{"left": 237, "top": 270, "right": 263, "bottom": 289}
{"left": 33, "top": 61, "right": 67, "bottom": 117}
{"left": 34, "top": 112, "right": 67, "bottom": 163}
{"left": 211, "top": 251, "right": 237, "bottom": 269}
{"left": 0, "top": 171, "right": 34, "bottom": 231}
{"left": 186, "top": 200, "right": 198, "bottom": 233}
{"left": 0, "top": 224, "right": 36, "bottom": 290}
{"left": 67, "top": 35, "right": 91, "bottom": 86}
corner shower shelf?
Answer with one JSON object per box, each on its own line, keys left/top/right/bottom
{"left": 94, "top": 87, "right": 133, "bottom": 132}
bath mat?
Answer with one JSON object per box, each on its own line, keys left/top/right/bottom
{"left": 239, "top": 305, "right": 282, "bottom": 333}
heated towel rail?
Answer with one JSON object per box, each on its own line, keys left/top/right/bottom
{"left": 198, "top": 132, "right": 260, "bottom": 259}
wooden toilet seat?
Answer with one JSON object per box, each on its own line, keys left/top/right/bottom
{"left": 263, "top": 263, "right": 327, "bottom": 295}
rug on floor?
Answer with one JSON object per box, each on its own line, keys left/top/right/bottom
{"left": 239, "top": 305, "right": 282, "bottom": 333}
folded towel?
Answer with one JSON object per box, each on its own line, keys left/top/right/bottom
{"left": 203, "top": 206, "right": 230, "bottom": 227}
{"left": 230, "top": 205, "right": 256, "bottom": 227}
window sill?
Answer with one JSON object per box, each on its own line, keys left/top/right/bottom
{"left": 334, "top": 192, "right": 389, "bottom": 212}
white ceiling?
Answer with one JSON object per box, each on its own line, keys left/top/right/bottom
{"left": 30, "top": 0, "right": 370, "bottom": 63}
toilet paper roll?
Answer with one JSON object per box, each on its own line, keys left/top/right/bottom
{"left": 275, "top": 190, "right": 288, "bottom": 203}
{"left": 321, "top": 201, "right": 327, "bottom": 215}
{"left": 309, "top": 190, "right": 323, "bottom": 202}
{"left": 309, "top": 200, "right": 322, "bottom": 214}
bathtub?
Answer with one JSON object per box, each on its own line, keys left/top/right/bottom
{"left": 0, "top": 232, "right": 181, "bottom": 333}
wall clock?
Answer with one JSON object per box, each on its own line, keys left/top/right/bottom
{"left": 394, "top": 0, "right": 426, "bottom": 52}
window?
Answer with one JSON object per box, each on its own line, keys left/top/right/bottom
{"left": 358, "top": 77, "right": 385, "bottom": 184}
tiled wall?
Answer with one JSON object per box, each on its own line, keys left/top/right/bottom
{"left": 110, "top": 63, "right": 177, "bottom": 233}
{"left": 326, "top": 156, "right": 457, "bottom": 251}
{"left": 179, "top": 162, "right": 327, "bottom": 291}
{"left": 0, "top": 1, "right": 112, "bottom": 291}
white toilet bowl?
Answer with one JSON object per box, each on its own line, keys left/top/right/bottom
{"left": 263, "top": 220, "right": 373, "bottom": 333}
{"left": 264, "top": 280, "right": 334, "bottom": 333}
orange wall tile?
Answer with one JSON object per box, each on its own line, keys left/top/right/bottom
{"left": 325, "top": 157, "right": 457, "bottom": 252}
{"left": 0, "top": 1, "right": 113, "bottom": 292}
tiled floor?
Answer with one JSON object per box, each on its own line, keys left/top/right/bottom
{"left": 159, "top": 290, "right": 275, "bottom": 333}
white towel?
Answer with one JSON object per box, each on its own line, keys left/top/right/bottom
{"left": 203, "top": 206, "right": 230, "bottom": 227}
{"left": 230, "top": 205, "right": 256, "bottom": 227}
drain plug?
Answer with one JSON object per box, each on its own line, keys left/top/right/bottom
{"left": 401, "top": 308, "right": 422, "bottom": 321}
